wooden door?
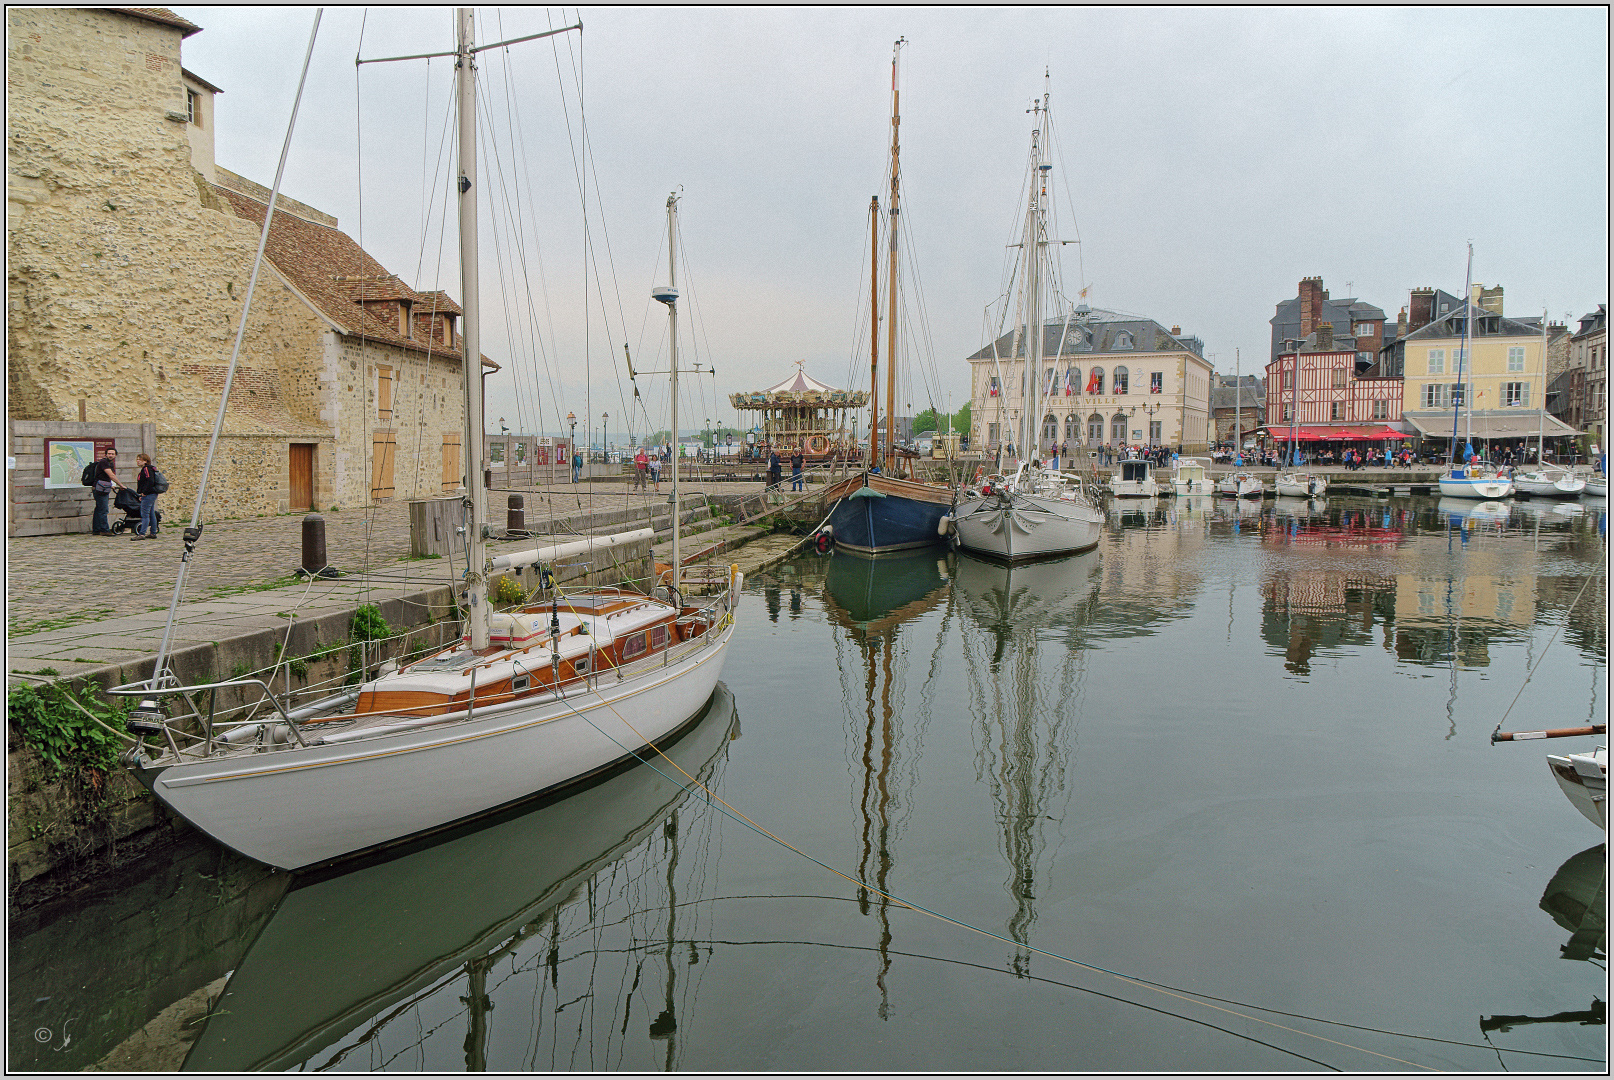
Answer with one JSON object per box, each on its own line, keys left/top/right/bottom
{"left": 289, "top": 443, "right": 315, "bottom": 511}
{"left": 441, "top": 433, "right": 461, "bottom": 490}
{"left": 372, "top": 433, "right": 397, "bottom": 501}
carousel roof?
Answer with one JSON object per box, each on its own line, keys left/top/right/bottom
{"left": 762, "top": 368, "right": 842, "bottom": 395}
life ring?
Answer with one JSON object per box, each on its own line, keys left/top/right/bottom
{"left": 813, "top": 530, "right": 833, "bottom": 554}
{"left": 807, "top": 435, "right": 829, "bottom": 455}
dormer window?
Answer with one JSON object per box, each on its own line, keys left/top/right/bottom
{"left": 1115, "top": 330, "right": 1134, "bottom": 350}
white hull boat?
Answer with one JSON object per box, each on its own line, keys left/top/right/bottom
{"left": 1217, "top": 472, "right": 1264, "bottom": 499}
{"left": 953, "top": 465, "right": 1102, "bottom": 561}
{"left": 1512, "top": 469, "right": 1586, "bottom": 499}
{"left": 1170, "top": 458, "right": 1212, "bottom": 496}
{"left": 1584, "top": 476, "right": 1607, "bottom": 497}
{"left": 1438, "top": 466, "right": 1513, "bottom": 499}
{"left": 1274, "top": 472, "right": 1327, "bottom": 498}
{"left": 1112, "top": 459, "right": 1160, "bottom": 497}
{"left": 1548, "top": 745, "right": 1608, "bottom": 829}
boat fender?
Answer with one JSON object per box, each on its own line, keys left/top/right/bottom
{"left": 937, "top": 514, "right": 954, "bottom": 537}
{"left": 813, "top": 529, "right": 833, "bottom": 554}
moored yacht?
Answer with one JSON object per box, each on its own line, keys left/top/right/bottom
{"left": 1512, "top": 468, "right": 1586, "bottom": 499}
{"left": 1217, "top": 471, "right": 1264, "bottom": 499}
{"left": 1274, "top": 471, "right": 1327, "bottom": 498}
{"left": 1111, "top": 458, "right": 1160, "bottom": 497}
{"left": 1169, "top": 456, "right": 1212, "bottom": 495}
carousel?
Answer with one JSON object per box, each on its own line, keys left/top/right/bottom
{"left": 730, "top": 363, "right": 867, "bottom": 463}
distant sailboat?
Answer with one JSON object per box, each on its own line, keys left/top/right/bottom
{"left": 1439, "top": 244, "right": 1513, "bottom": 500}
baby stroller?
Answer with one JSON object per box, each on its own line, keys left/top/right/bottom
{"left": 110, "top": 486, "right": 163, "bottom": 534}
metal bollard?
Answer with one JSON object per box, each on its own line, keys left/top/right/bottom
{"left": 300, "top": 513, "right": 329, "bottom": 577}
{"left": 507, "top": 494, "right": 526, "bottom": 536}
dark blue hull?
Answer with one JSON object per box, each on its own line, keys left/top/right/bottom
{"left": 825, "top": 475, "right": 952, "bottom": 554}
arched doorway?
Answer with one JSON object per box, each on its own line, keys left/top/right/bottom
{"left": 1088, "top": 413, "right": 1105, "bottom": 443}
{"left": 1065, "top": 414, "right": 1081, "bottom": 445}
{"left": 1042, "top": 413, "right": 1059, "bottom": 450}
{"left": 1111, "top": 413, "right": 1128, "bottom": 443}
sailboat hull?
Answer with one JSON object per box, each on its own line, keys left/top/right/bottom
{"left": 953, "top": 491, "right": 1101, "bottom": 561}
{"left": 823, "top": 471, "right": 953, "bottom": 554}
{"left": 133, "top": 625, "right": 733, "bottom": 871}
{"left": 1438, "top": 473, "right": 1513, "bottom": 499}
{"left": 1513, "top": 472, "right": 1586, "bottom": 499}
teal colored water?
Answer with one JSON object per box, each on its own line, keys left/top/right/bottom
{"left": 10, "top": 495, "right": 1607, "bottom": 1071}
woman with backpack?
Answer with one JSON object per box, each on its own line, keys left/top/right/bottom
{"left": 134, "top": 453, "right": 164, "bottom": 538}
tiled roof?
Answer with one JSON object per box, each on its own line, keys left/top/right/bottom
{"left": 214, "top": 184, "right": 492, "bottom": 367}
{"left": 967, "top": 309, "right": 1202, "bottom": 361}
{"left": 110, "top": 7, "right": 201, "bottom": 37}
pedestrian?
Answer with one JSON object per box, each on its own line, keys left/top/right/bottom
{"left": 790, "top": 446, "right": 804, "bottom": 491}
{"left": 131, "top": 453, "right": 162, "bottom": 538}
{"left": 572, "top": 448, "right": 582, "bottom": 484}
{"left": 90, "top": 447, "right": 123, "bottom": 535}
{"left": 649, "top": 450, "right": 661, "bottom": 492}
{"left": 768, "top": 448, "right": 782, "bottom": 488}
{"left": 634, "top": 445, "right": 649, "bottom": 492}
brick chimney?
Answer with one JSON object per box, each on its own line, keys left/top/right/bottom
{"left": 1479, "top": 284, "right": 1504, "bottom": 316}
{"left": 1315, "top": 321, "right": 1334, "bottom": 351}
{"left": 1170, "top": 325, "right": 1181, "bottom": 335}
{"left": 1409, "top": 288, "right": 1434, "bottom": 332}
{"left": 1298, "top": 276, "right": 1325, "bottom": 338}
{"left": 1397, "top": 308, "right": 1407, "bottom": 341}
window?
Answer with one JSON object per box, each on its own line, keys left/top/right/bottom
{"left": 186, "top": 88, "right": 198, "bottom": 125}
{"left": 1042, "top": 414, "right": 1059, "bottom": 444}
{"left": 1508, "top": 347, "right": 1525, "bottom": 372}
{"left": 1044, "top": 367, "right": 1057, "bottom": 395}
{"left": 1450, "top": 383, "right": 1465, "bottom": 407}
{"left": 1330, "top": 401, "right": 1344, "bottom": 421}
{"left": 988, "top": 422, "right": 1000, "bottom": 445}
{"left": 1355, "top": 322, "right": 1373, "bottom": 337}
{"left": 1087, "top": 414, "right": 1104, "bottom": 443}
{"left": 511, "top": 674, "right": 530, "bottom": 692}
{"left": 1372, "top": 399, "right": 1388, "bottom": 420}
{"left": 1114, "top": 367, "right": 1129, "bottom": 394}
{"left": 1280, "top": 370, "right": 1293, "bottom": 391}
{"left": 988, "top": 376, "right": 1000, "bottom": 397}
{"left": 1426, "top": 349, "right": 1445, "bottom": 374}
{"left": 1504, "top": 381, "right": 1529, "bottom": 407}
{"left": 1332, "top": 367, "right": 1347, "bottom": 388}
{"left": 650, "top": 624, "right": 668, "bottom": 650}
{"left": 1452, "top": 347, "right": 1467, "bottom": 371}
{"left": 622, "top": 632, "right": 648, "bottom": 662}
{"left": 1065, "top": 414, "right": 1081, "bottom": 442}
{"left": 1115, "top": 330, "right": 1134, "bottom": 350}
{"left": 1150, "top": 371, "right": 1163, "bottom": 394}
{"left": 1087, "top": 367, "right": 1104, "bottom": 395}
{"left": 1422, "top": 383, "right": 1447, "bottom": 409}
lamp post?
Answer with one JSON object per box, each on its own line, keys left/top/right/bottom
{"left": 602, "top": 411, "right": 608, "bottom": 463}
{"left": 566, "top": 412, "right": 576, "bottom": 482}
{"left": 1142, "top": 401, "right": 1159, "bottom": 446}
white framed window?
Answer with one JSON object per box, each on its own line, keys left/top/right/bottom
{"left": 1372, "top": 399, "right": 1388, "bottom": 420}
{"left": 1115, "top": 330, "right": 1134, "bottom": 350}
{"left": 1422, "top": 383, "right": 1447, "bottom": 409}
{"left": 1452, "top": 347, "right": 1468, "bottom": 371}
{"left": 1150, "top": 371, "right": 1163, "bottom": 394}
{"left": 1330, "top": 401, "right": 1344, "bottom": 421}
{"left": 1114, "top": 366, "right": 1129, "bottom": 394}
{"left": 1332, "top": 367, "right": 1347, "bottom": 388}
{"left": 1355, "top": 322, "right": 1374, "bottom": 337}
{"left": 186, "top": 88, "right": 198, "bottom": 124}
{"left": 1507, "top": 347, "right": 1525, "bottom": 372}
{"left": 1504, "top": 381, "right": 1529, "bottom": 407}
{"left": 1282, "top": 404, "right": 1293, "bottom": 422}
{"left": 1426, "top": 349, "right": 1445, "bottom": 375}
{"left": 1450, "top": 383, "right": 1465, "bottom": 407}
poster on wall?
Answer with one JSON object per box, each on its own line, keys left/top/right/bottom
{"left": 42, "top": 438, "right": 116, "bottom": 489}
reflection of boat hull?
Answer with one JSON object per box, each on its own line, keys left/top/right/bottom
{"left": 1548, "top": 746, "right": 1607, "bottom": 829}
{"left": 1437, "top": 497, "right": 1509, "bottom": 525}
{"left": 822, "top": 472, "right": 953, "bottom": 554}
{"left": 137, "top": 624, "right": 733, "bottom": 871}
{"left": 823, "top": 546, "right": 948, "bottom": 629}
{"left": 1272, "top": 496, "right": 1327, "bottom": 516}
{"left": 953, "top": 491, "right": 1101, "bottom": 561}
{"left": 953, "top": 549, "right": 1099, "bottom": 629}
{"left": 1540, "top": 844, "right": 1607, "bottom": 961}
{"left": 185, "top": 684, "right": 741, "bottom": 1072}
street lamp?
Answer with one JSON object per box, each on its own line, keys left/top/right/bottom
{"left": 602, "top": 412, "right": 608, "bottom": 461}
{"left": 566, "top": 412, "right": 576, "bottom": 482}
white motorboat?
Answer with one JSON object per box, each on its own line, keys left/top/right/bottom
{"left": 1513, "top": 469, "right": 1587, "bottom": 499}
{"left": 953, "top": 464, "right": 1102, "bottom": 562}
{"left": 1217, "top": 471, "right": 1264, "bottom": 499}
{"left": 1438, "top": 462, "right": 1513, "bottom": 499}
{"left": 1548, "top": 745, "right": 1608, "bottom": 829}
{"left": 1585, "top": 476, "right": 1608, "bottom": 498}
{"left": 1170, "top": 457, "right": 1212, "bottom": 495}
{"left": 1112, "top": 458, "right": 1161, "bottom": 497}
{"left": 1274, "top": 471, "right": 1328, "bottom": 498}
{"left": 112, "top": 15, "right": 739, "bottom": 872}
{"left": 951, "top": 82, "right": 1100, "bottom": 563}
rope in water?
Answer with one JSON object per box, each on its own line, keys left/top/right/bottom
{"left": 542, "top": 619, "right": 1440, "bottom": 1072}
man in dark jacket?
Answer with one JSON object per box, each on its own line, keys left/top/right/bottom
{"left": 91, "top": 448, "right": 122, "bottom": 535}
{"left": 790, "top": 447, "right": 805, "bottom": 491}
{"left": 767, "top": 449, "right": 782, "bottom": 489}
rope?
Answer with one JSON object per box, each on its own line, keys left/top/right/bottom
{"left": 1492, "top": 569, "right": 1603, "bottom": 738}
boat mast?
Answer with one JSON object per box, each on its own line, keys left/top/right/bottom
{"left": 884, "top": 38, "right": 904, "bottom": 473}
{"left": 1451, "top": 243, "right": 1473, "bottom": 467}
{"left": 664, "top": 193, "right": 682, "bottom": 593}
{"left": 1234, "top": 349, "right": 1240, "bottom": 464}
{"left": 1289, "top": 331, "right": 1299, "bottom": 467}
{"left": 1536, "top": 307, "right": 1548, "bottom": 467}
{"left": 869, "top": 195, "right": 880, "bottom": 472}
{"left": 1026, "top": 83, "right": 1050, "bottom": 467}
{"left": 456, "top": 7, "right": 490, "bottom": 651}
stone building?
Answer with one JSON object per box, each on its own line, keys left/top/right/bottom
{"left": 1558, "top": 304, "right": 1607, "bottom": 450}
{"left": 6, "top": 7, "right": 489, "bottom": 533}
{"left": 1210, "top": 375, "right": 1265, "bottom": 448}
{"left": 967, "top": 308, "right": 1214, "bottom": 454}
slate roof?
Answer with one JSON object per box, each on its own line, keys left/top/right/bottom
{"left": 1269, "top": 294, "right": 1386, "bottom": 360}
{"left": 214, "top": 183, "right": 492, "bottom": 367}
{"left": 1398, "top": 301, "right": 1543, "bottom": 342}
{"left": 967, "top": 308, "right": 1204, "bottom": 362}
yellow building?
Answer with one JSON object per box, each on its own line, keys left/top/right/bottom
{"left": 1383, "top": 288, "right": 1577, "bottom": 451}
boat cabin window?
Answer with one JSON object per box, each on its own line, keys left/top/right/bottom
{"left": 1122, "top": 461, "right": 1147, "bottom": 481}
{"left": 575, "top": 655, "right": 591, "bottom": 674}
{"left": 622, "top": 632, "right": 648, "bottom": 661}
{"left": 511, "top": 674, "right": 530, "bottom": 692}
{"left": 650, "top": 624, "right": 668, "bottom": 650}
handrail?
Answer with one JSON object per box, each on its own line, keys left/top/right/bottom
{"left": 108, "top": 676, "right": 309, "bottom": 749}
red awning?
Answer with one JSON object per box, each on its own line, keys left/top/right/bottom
{"left": 1265, "top": 424, "right": 1409, "bottom": 442}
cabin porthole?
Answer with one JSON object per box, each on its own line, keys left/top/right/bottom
{"left": 512, "top": 675, "right": 530, "bottom": 691}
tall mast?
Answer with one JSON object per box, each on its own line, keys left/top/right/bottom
{"left": 869, "top": 195, "right": 880, "bottom": 471}
{"left": 1451, "top": 243, "right": 1473, "bottom": 466}
{"left": 1025, "top": 83, "right": 1050, "bottom": 465}
{"left": 664, "top": 193, "right": 682, "bottom": 593}
{"left": 884, "top": 38, "right": 904, "bottom": 473}
{"left": 1536, "top": 307, "right": 1548, "bottom": 466}
{"left": 1234, "top": 349, "right": 1240, "bottom": 462}
{"left": 456, "top": 7, "right": 489, "bottom": 651}
{"left": 1289, "top": 329, "right": 1300, "bottom": 466}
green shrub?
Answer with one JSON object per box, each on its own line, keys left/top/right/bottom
{"left": 8, "top": 682, "right": 131, "bottom": 777}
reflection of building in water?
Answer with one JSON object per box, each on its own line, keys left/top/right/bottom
{"left": 954, "top": 552, "right": 1101, "bottom": 974}
{"left": 1093, "top": 498, "right": 1210, "bottom": 634}
{"left": 1390, "top": 568, "right": 1536, "bottom": 668}
{"left": 822, "top": 550, "right": 951, "bottom": 1018}
{"left": 1260, "top": 569, "right": 1398, "bottom": 675}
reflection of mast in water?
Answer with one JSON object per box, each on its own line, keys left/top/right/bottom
{"left": 823, "top": 550, "right": 951, "bottom": 1019}
{"left": 954, "top": 552, "right": 1099, "bottom": 975}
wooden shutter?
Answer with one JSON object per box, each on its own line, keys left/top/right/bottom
{"left": 441, "top": 432, "right": 461, "bottom": 490}
{"left": 377, "top": 365, "right": 393, "bottom": 421}
{"left": 371, "top": 433, "right": 397, "bottom": 500}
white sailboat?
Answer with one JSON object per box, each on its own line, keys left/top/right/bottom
{"left": 951, "top": 77, "right": 1101, "bottom": 562}
{"left": 111, "top": 11, "right": 738, "bottom": 872}
{"left": 1274, "top": 472, "right": 1328, "bottom": 498}
{"left": 1438, "top": 245, "right": 1514, "bottom": 499}
{"left": 1513, "top": 309, "right": 1586, "bottom": 498}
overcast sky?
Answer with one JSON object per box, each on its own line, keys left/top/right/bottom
{"left": 173, "top": 5, "right": 1608, "bottom": 442}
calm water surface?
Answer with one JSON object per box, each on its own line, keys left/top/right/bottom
{"left": 11, "top": 495, "right": 1608, "bottom": 1072}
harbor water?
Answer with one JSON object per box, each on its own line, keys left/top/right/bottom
{"left": 9, "top": 494, "right": 1607, "bottom": 1071}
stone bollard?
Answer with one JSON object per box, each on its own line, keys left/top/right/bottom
{"left": 507, "top": 494, "right": 526, "bottom": 536}
{"left": 300, "top": 513, "right": 328, "bottom": 577}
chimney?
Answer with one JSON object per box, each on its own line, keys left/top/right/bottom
{"left": 1479, "top": 284, "right": 1504, "bottom": 316}
{"left": 1409, "top": 288, "right": 1434, "bottom": 332}
{"left": 1397, "top": 308, "right": 1407, "bottom": 341}
{"left": 1315, "top": 322, "right": 1334, "bottom": 351}
{"left": 1170, "top": 325, "right": 1181, "bottom": 335}
{"left": 1298, "top": 276, "right": 1324, "bottom": 338}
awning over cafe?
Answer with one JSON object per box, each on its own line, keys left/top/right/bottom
{"left": 1262, "top": 424, "right": 1413, "bottom": 442}
{"left": 1400, "top": 410, "right": 1579, "bottom": 441}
